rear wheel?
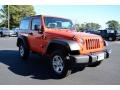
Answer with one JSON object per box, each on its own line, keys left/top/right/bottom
{"left": 108, "top": 37, "right": 116, "bottom": 41}
{"left": 50, "top": 50, "right": 71, "bottom": 79}
{"left": 19, "top": 42, "right": 29, "bottom": 60}
{"left": 108, "top": 37, "right": 113, "bottom": 41}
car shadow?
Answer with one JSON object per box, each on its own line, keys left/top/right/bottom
{"left": 0, "top": 50, "right": 85, "bottom": 80}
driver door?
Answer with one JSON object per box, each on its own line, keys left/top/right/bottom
{"left": 28, "top": 17, "right": 44, "bottom": 53}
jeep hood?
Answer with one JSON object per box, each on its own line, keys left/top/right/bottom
{"left": 73, "top": 31, "right": 102, "bottom": 40}
{"left": 45, "top": 29, "right": 102, "bottom": 39}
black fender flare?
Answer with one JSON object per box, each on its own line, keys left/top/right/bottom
{"left": 17, "top": 36, "right": 29, "bottom": 49}
{"left": 46, "top": 39, "right": 80, "bottom": 54}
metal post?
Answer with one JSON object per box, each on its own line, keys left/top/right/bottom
{"left": 8, "top": 5, "right": 9, "bottom": 30}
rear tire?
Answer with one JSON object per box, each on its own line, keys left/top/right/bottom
{"left": 108, "top": 37, "right": 116, "bottom": 41}
{"left": 19, "top": 42, "right": 29, "bottom": 60}
{"left": 108, "top": 37, "right": 113, "bottom": 41}
{"left": 50, "top": 50, "right": 71, "bottom": 79}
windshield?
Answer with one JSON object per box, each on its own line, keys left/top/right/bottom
{"left": 44, "top": 17, "right": 75, "bottom": 30}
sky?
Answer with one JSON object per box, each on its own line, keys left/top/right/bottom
{"left": 0, "top": 5, "right": 120, "bottom": 29}
{"left": 34, "top": 5, "right": 120, "bottom": 29}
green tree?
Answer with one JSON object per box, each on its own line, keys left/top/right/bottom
{"left": 85, "top": 23, "right": 101, "bottom": 30}
{"left": 106, "top": 20, "right": 119, "bottom": 30}
{"left": 0, "top": 5, "right": 8, "bottom": 28}
{"left": 119, "top": 24, "right": 120, "bottom": 29}
{"left": 75, "top": 23, "right": 86, "bottom": 31}
{"left": 0, "top": 5, "right": 35, "bottom": 29}
{"left": 75, "top": 23, "right": 101, "bottom": 31}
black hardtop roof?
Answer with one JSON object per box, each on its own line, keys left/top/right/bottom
{"left": 22, "top": 15, "right": 42, "bottom": 20}
{"left": 21, "top": 15, "right": 71, "bottom": 21}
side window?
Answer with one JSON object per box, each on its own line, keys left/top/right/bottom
{"left": 20, "top": 19, "right": 29, "bottom": 30}
{"left": 31, "top": 18, "right": 41, "bottom": 31}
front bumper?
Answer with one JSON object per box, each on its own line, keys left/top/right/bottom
{"left": 9, "top": 34, "right": 17, "bottom": 36}
{"left": 70, "top": 49, "right": 111, "bottom": 64}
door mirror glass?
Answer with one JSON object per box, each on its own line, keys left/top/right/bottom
{"left": 38, "top": 25, "right": 44, "bottom": 34}
{"left": 34, "top": 25, "right": 44, "bottom": 34}
{"left": 31, "top": 17, "right": 42, "bottom": 33}
{"left": 34, "top": 24, "right": 41, "bottom": 31}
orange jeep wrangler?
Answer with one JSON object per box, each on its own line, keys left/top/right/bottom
{"left": 17, "top": 15, "right": 111, "bottom": 78}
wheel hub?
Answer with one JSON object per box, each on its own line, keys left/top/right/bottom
{"left": 52, "top": 55, "right": 64, "bottom": 74}
{"left": 19, "top": 45, "right": 24, "bottom": 56}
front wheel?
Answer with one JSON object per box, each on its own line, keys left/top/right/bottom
{"left": 50, "top": 51, "right": 71, "bottom": 79}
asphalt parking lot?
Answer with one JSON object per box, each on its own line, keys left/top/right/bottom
{"left": 0, "top": 37, "right": 120, "bottom": 85}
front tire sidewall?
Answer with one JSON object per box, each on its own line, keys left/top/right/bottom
{"left": 50, "top": 51, "right": 71, "bottom": 79}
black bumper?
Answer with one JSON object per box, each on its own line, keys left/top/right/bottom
{"left": 69, "top": 49, "right": 111, "bottom": 64}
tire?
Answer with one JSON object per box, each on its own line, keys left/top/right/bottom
{"left": 113, "top": 37, "right": 116, "bottom": 41}
{"left": 0, "top": 33, "right": 3, "bottom": 37}
{"left": 108, "top": 37, "right": 116, "bottom": 41}
{"left": 88, "top": 61, "right": 102, "bottom": 67}
{"left": 19, "top": 42, "right": 29, "bottom": 60}
{"left": 50, "top": 50, "right": 71, "bottom": 79}
{"left": 16, "top": 33, "right": 18, "bottom": 37}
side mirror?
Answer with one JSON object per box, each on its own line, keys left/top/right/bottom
{"left": 34, "top": 25, "right": 44, "bottom": 34}
{"left": 34, "top": 25, "right": 40, "bottom": 31}
{"left": 40, "top": 25, "right": 44, "bottom": 34}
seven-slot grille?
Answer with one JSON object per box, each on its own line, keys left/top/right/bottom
{"left": 85, "top": 39, "right": 100, "bottom": 50}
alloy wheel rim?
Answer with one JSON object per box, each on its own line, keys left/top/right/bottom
{"left": 19, "top": 45, "right": 24, "bottom": 56}
{"left": 52, "top": 55, "right": 64, "bottom": 74}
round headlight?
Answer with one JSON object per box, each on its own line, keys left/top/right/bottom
{"left": 73, "top": 36, "right": 84, "bottom": 44}
{"left": 79, "top": 38, "right": 84, "bottom": 45}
